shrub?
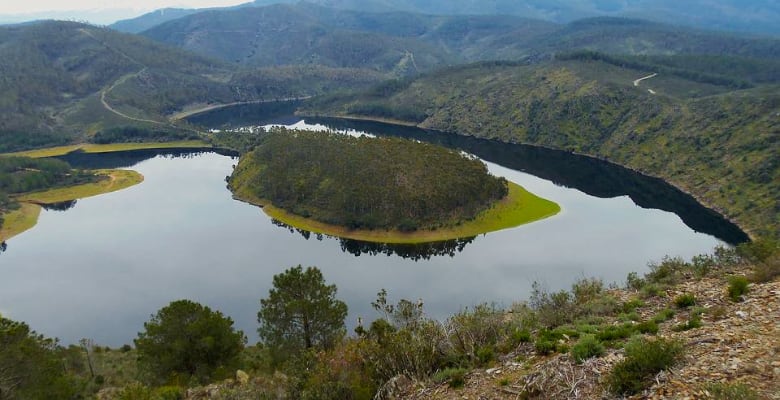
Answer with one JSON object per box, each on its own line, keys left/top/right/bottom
{"left": 432, "top": 368, "right": 468, "bottom": 388}
{"left": 534, "top": 338, "right": 558, "bottom": 356}
{"left": 622, "top": 298, "right": 645, "bottom": 313}
{"left": 618, "top": 311, "right": 640, "bottom": 322}
{"left": 625, "top": 272, "right": 645, "bottom": 290}
{"left": 672, "top": 314, "right": 702, "bottom": 332}
{"left": 646, "top": 256, "right": 689, "bottom": 285}
{"left": 570, "top": 335, "right": 605, "bottom": 363}
{"left": 607, "top": 338, "right": 684, "bottom": 395}
{"left": 652, "top": 308, "right": 675, "bottom": 323}
{"left": 673, "top": 293, "right": 696, "bottom": 308}
{"left": 750, "top": 254, "right": 780, "bottom": 283}
{"left": 529, "top": 282, "right": 575, "bottom": 328}
{"left": 155, "top": 386, "right": 184, "bottom": 400}
{"left": 727, "top": 276, "right": 750, "bottom": 302}
{"left": 596, "top": 323, "right": 635, "bottom": 342}
{"left": 705, "top": 382, "right": 760, "bottom": 400}
{"left": 120, "top": 344, "right": 133, "bottom": 352}
{"left": 691, "top": 254, "right": 716, "bottom": 277}
{"left": 117, "top": 382, "right": 153, "bottom": 400}
{"left": 640, "top": 283, "right": 666, "bottom": 298}
{"left": 635, "top": 320, "right": 659, "bottom": 334}
{"left": 447, "top": 303, "right": 506, "bottom": 365}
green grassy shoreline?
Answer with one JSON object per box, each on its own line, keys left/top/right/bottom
{"left": 234, "top": 181, "right": 560, "bottom": 243}
{"left": 4, "top": 140, "right": 212, "bottom": 158}
{"left": 0, "top": 169, "right": 144, "bottom": 241}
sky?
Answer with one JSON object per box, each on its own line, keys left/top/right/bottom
{"left": 0, "top": 0, "right": 248, "bottom": 24}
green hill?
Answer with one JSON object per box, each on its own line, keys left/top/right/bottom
{"left": 302, "top": 56, "right": 780, "bottom": 239}
{"left": 117, "top": 0, "right": 780, "bottom": 36}
{"left": 0, "top": 20, "right": 383, "bottom": 152}
{"left": 139, "top": 4, "right": 780, "bottom": 75}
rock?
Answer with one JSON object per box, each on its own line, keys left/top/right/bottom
{"left": 735, "top": 310, "right": 748, "bottom": 318}
{"left": 236, "top": 369, "right": 249, "bottom": 385}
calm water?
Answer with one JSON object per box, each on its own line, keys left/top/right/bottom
{"left": 0, "top": 117, "right": 744, "bottom": 346}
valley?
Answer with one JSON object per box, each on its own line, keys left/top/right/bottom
{"left": 0, "top": 1, "right": 777, "bottom": 399}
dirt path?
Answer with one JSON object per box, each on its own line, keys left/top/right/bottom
{"left": 79, "top": 28, "right": 167, "bottom": 125}
{"left": 633, "top": 72, "right": 658, "bottom": 87}
{"left": 168, "top": 97, "right": 311, "bottom": 121}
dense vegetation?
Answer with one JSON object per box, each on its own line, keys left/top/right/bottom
{"left": 140, "top": 3, "right": 780, "bottom": 75}
{"left": 229, "top": 129, "right": 508, "bottom": 231}
{"left": 304, "top": 56, "right": 780, "bottom": 239}
{"left": 0, "top": 20, "right": 383, "bottom": 152}
{"left": 0, "top": 156, "right": 99, "bottom": 229}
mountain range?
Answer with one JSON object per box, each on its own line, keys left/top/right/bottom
{"left": 110, "top": 0, "right": 780, "bottom": 36}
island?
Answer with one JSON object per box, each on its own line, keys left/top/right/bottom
{"left": 228, "top": 128, "right": 560, "bottom": 243}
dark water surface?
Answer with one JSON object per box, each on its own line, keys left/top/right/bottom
{"left": 0, "top": 113, "right": 744, "bottom": 346}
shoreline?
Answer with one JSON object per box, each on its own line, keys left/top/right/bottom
{"left": 0, "top": 169, "right": 144, "bottom": 241}
{"left": 297, "top": 112, "right": 753, "bottom": 241}
{"left": 3, "top": 141, "right": 213, "bottom": 158}
{"left": 233, "top": 181, "right": 561, "bottom": 244}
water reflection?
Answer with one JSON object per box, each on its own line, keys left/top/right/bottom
{"left": 57, "top": 148, "right": 238, "bottom": 170}
{"left": 271, "top": 219, "right": 476, "bottom": 259}
{"left": 0, "top": 241, "right": 6, "bottom": 255}
{"left": 40, "top": 200, "right": 77, "bottom": 212}
{"left": 186, "top": 100, "right": 303, "bottom": 128}
{"left": 304, "top": 118, "right": 749, "bottom": 245}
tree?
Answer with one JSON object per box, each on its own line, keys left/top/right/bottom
{"left": 134, "top": 300, "right": 246, "bottom": 385}
{"left": 258, "top": 265, "right": 348, "bottom": 364}
{"left": 0, "top": 314, "right": 78, "bottom": 400}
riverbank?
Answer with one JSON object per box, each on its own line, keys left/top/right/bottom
{"left": 0, "top": 169, "right": 144, "bottom": 241}
{"left": 4, "top": 141, "right": 211, "bottom": 158}
{"left": 234, "top": 181, "right": 560, "bottom": 243}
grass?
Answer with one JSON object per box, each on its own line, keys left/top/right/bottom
{"left": 4, "top": 141, "right": 211, "bottom": 158}
{"left": 1, "top": 170, "right": 143, "bottom": 241}
{"left": 234, "top": 181, "right": 560, "bottom": 243}
{"left": 0, "top": 203, "right": 42, "bottom": 241}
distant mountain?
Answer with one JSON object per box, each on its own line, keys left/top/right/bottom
{"left": 0, "top": 20, "right": 382, "bottom": 152}
{"left": 303, "top": 55, "right": 780, "bottom": 239}
{"left": 247, "top": 0, "right": 780, "bottom": 36}
{"left": 109, "top": 8, "right": 200, "bottom": 33}
{"left": 139, "top": 3, "right": 780, "bottom": 74}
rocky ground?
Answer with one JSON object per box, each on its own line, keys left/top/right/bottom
{"left": 390, "top": 267, "right": 779, "bottom": 400}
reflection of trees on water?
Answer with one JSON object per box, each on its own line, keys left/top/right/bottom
{"left": 57, "top": 149, "right": 238, "bottom": 170}
{"left": 271, "top": 219, "right": 475, "bottom": 260}
{"left": 0, "top": 241, "right": 6, "bottom": 255}
{"left": 40, "top": 200, "right": 77, "bottom": 212}
{"left": 307, "top": 117, "right": 750, "bottom": 245}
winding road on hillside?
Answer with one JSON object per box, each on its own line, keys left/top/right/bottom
{"left": 633, "top": 73, "right": 658, "bottom": 94}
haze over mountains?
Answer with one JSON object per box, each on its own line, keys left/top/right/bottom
{"left": 109, "top": 0, "right": 780, "bottom": 36}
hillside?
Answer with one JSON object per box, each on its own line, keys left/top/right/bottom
{"left": 302, "top": 56, "right": 780, "bottom": 240}
{"left": 0, "top": 20, "right": 383, "bottom": 152}
{"left": 115, "top": 0, "right": 780, "bottom": 36}
{"left": 139, "top": 3, "right": 780, "bottom": 75}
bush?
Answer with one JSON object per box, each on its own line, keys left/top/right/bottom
{"left": 432, "top": 368, "right": 468, "bottom": 388}
{"left": 635, "top": 320, "right": 659, "bottom": 334}
{"left": 447, "top": 303, "right": 506, "bottom": 365}
{"left": 727, "top": 276, "right": 750, "bottom": 302}
{"left": 596, "top": 323, "right": 635, "bottom": 342}
{"left": 673, "top": 293, "right": 696, "bottom": 308}
{"left": 622, "top": 298, "right": 645, "bottom": 313}
{"left": 672, "top": 314, "right": 702, "bottom": 332}
{"left": 652, "top": 308, "right": 675, "bottom": 323}
{"left": 750, "top": 254, "right": 780, "bottom": 283}
{"left": 607, "top": 338, "right": 684, "bottom": 395}
{"left": 705, "top": 382, "right": 760, "bottom": 400}
{"left": 570, "top": 335, "right": 605, "bottom": 363}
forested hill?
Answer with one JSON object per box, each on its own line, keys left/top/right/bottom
{"left": 114, "top": 0, "right": 780, "bottom": 36}
{"left": 302, "top": 56, "right": 780, "bottom": 240}
{"left": 0, "top": 20, "right": 383, "bottom": 152}
{"left": 138, "top": 3, "right": 780, "bottom": 73}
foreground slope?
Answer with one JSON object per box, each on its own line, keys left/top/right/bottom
{"left": 303, "top": 57, "right": 780, "bottom": 239}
